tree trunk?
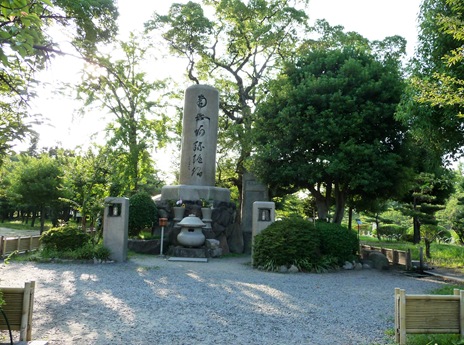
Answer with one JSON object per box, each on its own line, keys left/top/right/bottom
{"left": 413, "top": 196, "right": 421, "bottom": 244}
{"left": 413, "top": 216, "right": 421, "bottom": 244}
{"left": 348, "top": 206, "right": 353, "bottom": 230}
{"left": 333, "top": 184, "right": 346, "bottom": 224}
{"left": 40, "top": 206, "right": 45, "bottom": 234}
{"left": 30, "top": 211, "right": 36, "bottom": 227}
{"left": 424, "top": 238, "right": 432, "bottom": 259}
{"left": 375, "top": 214, "right": 381, "bottom": 241}
{"left": 308, "top": 184, "right": 331, "bottom": 221}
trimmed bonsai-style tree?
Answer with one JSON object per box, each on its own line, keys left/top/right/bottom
{"left": 128, "top": 192, "right": 158, "bottom": 237}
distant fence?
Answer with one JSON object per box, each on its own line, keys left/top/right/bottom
{"left": 0, "top": 235, "right": 41, "bottom": 257}
{"left": 360, "top": 244, "right": 412, "bottom": 270}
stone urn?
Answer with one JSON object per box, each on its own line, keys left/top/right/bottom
{"left": 173, "top": 206, "right": 185, "bottom": 227}
{"left": 201, "top": 207, "right": 213, "bottom": 229}
{"left": 177, "top": 214, "right": 206, "bottom": 247}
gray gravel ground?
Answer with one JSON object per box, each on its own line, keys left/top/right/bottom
{"left": 0, "top": 255, "right": 447, "bottom": 345}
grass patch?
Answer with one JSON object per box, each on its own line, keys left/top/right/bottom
{"left": 0, "top": 219, "right": 50, "bottom": 231}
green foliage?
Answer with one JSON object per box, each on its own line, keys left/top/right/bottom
{"left": 401, "top": 233, "right": 415, "bottom": 243}
{"left": 273, "top": 193, "right": 307, "bottom": 219}
{"left": 40, "top": 225, "right": 90, "bottom": 251}
{"left": 0, "top": 289, "right": 3, "bottom": 308}
{"left": 76, "top": 34, "right": 168, "bottom": 195}
{"left": 317, "top": 222, "right": 359, "bottom": 265}
{"left": 375, "top": 224, "right": 407, "bottom": 241}
{"left": 60, "top": 147, "right": 111, "bottom": 230}
{"left": 0, "top": 0, "right": 118, "bottom": 164}
{"left": 253, "top": 218, "right": 359, "bottom": 271}
{"left": 252, "top": 46, "right": 408, "bottom": 224}
{"left": 9, "top": 154, "right": 64, "bottom": 232}
{"left": 397, "top": 0, "right": 464, "bottom": 159}
{"left": 128, "top": 192, "right": 158, "bottom": 237}
{"left": 253, "top": 218, "right": 321, "bottom": 271}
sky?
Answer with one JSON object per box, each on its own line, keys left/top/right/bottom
{"left": 23, "top": 0, "right": 422, "bottom": 159}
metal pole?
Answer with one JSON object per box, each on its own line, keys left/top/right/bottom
{"left": 160, "top": 226, "right": 165, "bottom": 256}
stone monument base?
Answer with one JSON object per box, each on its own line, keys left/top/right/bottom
{"left": 168, "top": 245, "right": 208, "bottom": 258}
{"left": 161, "top": 185, "right": 230, "bottom": 202}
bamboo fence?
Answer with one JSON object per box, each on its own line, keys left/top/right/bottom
{"left": 0, "top": 281, "right": 35, "bottom": 341}
{"left": 395, "top": 288, "right": 464, "bottom": 344}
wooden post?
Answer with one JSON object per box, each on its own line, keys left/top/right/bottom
{"left": 399, "top": 289, "right": 406, "bottom": 345}
{"left": 454, "top": 289, "right": 464, "bottom": 339}
{"left": 395, "top": 288, "right": 400, "bottom": 343}
{"left": 0, "top": 236, "right": 3, "bottom": 256}
{"left": 406, "top": 249, "right": 412, "bottom": 271}
{"left": 26, "top": 281, "right": 35, "bottom": 341}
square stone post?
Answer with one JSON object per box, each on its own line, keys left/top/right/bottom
{"left": 103, "top": 197, "right": 129, "bottom": 262}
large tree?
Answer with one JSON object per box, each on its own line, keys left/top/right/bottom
{"left": 145, "top": 0, "right": 310, "bottom": 211}
{"left": 398, "top": 0, "right": 464, "bottom": 160}
{"left": 9, "top": 154, "right": 63, "bottom": 232}
{"left": 0, "top": 0, "right": 118, "bottom": 163}
{"left": 76, "top": 33, "right": 169, "bottom": 195}
{"left": 251, "top": 47, "right": 408, "bottom": 223}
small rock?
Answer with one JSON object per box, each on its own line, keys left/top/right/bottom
{"left": 362, "top": 263, "right": 371, "bottom": 269}
{"left": 343, "top": 261, "right": 354, "bottom": 270}
{"left": 354, "top": 262, "right": 363, "bottom": 270}
{"left": 205, "top": 239, "right": 220, "bottom": 249}
{"left": 288, "top": 265, "right": 299, "bottom": 273}
{"left": 208, "top": 248, "right": 222, "bottom": 258}
{"left": 279, "top": 265, "right": 288, "bottom": 273}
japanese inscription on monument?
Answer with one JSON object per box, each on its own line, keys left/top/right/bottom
{"left": 179, "top": 85, "right": 219, "bottom": 187}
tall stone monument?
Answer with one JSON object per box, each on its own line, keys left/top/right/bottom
{"left": 161, "top": 84, "right": 230, "bottom": 202}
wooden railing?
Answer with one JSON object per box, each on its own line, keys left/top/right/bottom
{"left": 0, "top": 235, "right": 41, "bottom": 257}
{"left": 395, "top": 288, "right": 464, "bottom": 344}
{"left": 360, "top": 244, "right": 412, "bottom": 270}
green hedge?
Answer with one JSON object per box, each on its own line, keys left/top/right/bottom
{"left": 317, "top": 221, "right": 359, "bottom": 265}
{"left": 253, "top": 217, "right": 321, "bottom": 271}
{"left": 375, "top": 224, "right": 406, "bottom": 241}
{"left": 252, "top": 218, "right": 359, "bottom": 272}
{"left": 40, "top": 225, "right": 90, "bottom": 251}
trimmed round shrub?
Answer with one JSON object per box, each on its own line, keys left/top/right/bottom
{"left": 128, "top": 192, "right": 158, "bottom": 237}
{"left": 40, "top": 225, "right": 90, "bottom": 251}
{"left": 375, "top": 224, "right": 406, "bottom": 241}
{"left": 401, "top": 233, "right": 415, "bottom": 243}
{"left": 253, "top": 217, "right": 321, "bottom": 271}
{"left": 317, "top": 221, "right": 359, "bottom": 265}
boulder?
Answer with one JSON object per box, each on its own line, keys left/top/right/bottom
{"left": 368, "top": 251, "right": 389, "bottom": 270}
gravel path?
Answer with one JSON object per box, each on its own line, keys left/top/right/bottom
{"left": 0, "top": 255, "right": 446, "bottom": 345}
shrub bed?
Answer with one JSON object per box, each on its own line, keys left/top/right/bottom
{"left": 253, "top": 218, "right": 359, "bottom": 272}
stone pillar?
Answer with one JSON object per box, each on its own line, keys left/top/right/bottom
{"left": 241, "top": 172, "right": 269, "bottom": 253}
{"left": 103, "top": 197, "right": 129, "bottom": 262}
{"left": 179, "top": 84, "right": 219, "bottom": 187}
{"left": 251, "top": 201, "right": 275, "bottom": 264}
